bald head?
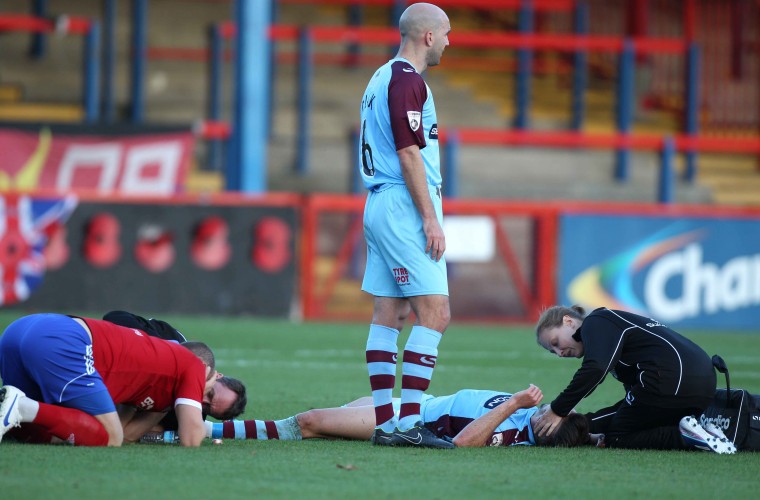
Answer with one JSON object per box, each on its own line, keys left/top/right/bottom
{"left": 396, "top": 2, "right": 450, "bottom": 71}
{"left": 399, "top": 3, "right": 447, "bottom": 40}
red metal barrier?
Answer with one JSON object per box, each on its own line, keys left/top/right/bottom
{"left": 196, "top": 117, "right": 760, "bottom": 156}
{"left": 210, "top": 22, "right": 686, "bottom": 55}
{"left": 300, "top": 192, "right": 760, "bottom": 323}
{"left": 300, "top": 194, "right": 560, "bottom": 323}
{"left": 0, "top": 14, "right": 92, "bottom": 35}
{"left": 278, "top": 0, "right": 574, "bottom": 10}
{"left": 446, "top": 128, "right": 760, "bottom": 154}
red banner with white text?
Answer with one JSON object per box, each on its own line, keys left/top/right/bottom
{"left": 0, "top": 124, "right": 194, "bottom": 195}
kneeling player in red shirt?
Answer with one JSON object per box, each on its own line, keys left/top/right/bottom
{"left": 0, "top": 313, "right": 219, "bottom": 447}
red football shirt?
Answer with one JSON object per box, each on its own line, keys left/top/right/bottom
{"left": 82, "top": 318, "right": 207, "bottom": 412}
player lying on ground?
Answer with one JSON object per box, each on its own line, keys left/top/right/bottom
{"left": 0, "top": 313, "right": 226, "bottom": 447}
{"left": 199, "top": 384, "right": 593, "bottom": 448}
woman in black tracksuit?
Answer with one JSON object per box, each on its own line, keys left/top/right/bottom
{"left": 533, "top": 305, "right": 716, "bottom": 450}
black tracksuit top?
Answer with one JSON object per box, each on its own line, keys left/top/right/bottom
{"left": 550, "top": 307, "right": 716, "bottom": 416}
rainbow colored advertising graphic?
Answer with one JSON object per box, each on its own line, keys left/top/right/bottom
{"left": 559, "top": 215, "right": 760, "bottom": 329}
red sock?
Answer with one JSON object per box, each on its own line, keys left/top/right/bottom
{"left": 32, "top": 403, "right": 109, "bottom": 446}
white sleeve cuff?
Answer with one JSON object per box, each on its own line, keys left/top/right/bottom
{"left": 174, "top": 398, "right": 202, "bottom": 410}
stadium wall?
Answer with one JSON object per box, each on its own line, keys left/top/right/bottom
{"left": 0, "top": 192, "right": 299, "bottom": 316}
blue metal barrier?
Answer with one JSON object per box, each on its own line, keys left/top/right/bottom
{"left": 659, "top": 136, "right": 675, "bottom": 203}
{"left": 349, "top": 127, "right": 362, "bottom": 194}
{"left": 390, "top": 0, "right": 405, "bottom": 28}
{"left": 29, "top": 0, "right": 47, "bottom": 59}
{"left": 684, "top": 43, "right": 700, "bottom": 182}
{"left": 615, "top": 40, "right": 635, "bottom": 181}
{"left": 443, "top": 131, "right": 459, "bottom": 197}
{"left": 83, "top": 20, "right": 101, "bottom": 123}
{"left": 268, "top": 0, "right": 277, "bottom": 139}
{"left": 207, "top": 24, "right": 224, "bottom": 171}
{"left": 347, "top": 3, "right": 363, "bottom": 65}
{"left": 571, "top": 1, "right": 589, "bottom": 131}
{"left": 228, "top": 0, "right": 270, "bottom": 192}
{"left": 513, "top": 0, "right": 534, "bottom": 130}
{"left": 296, "top": 27, "right": 313, "bottom": 176}
{"left": 101, "top": 0, "right": 117, "bottom": 122}
{"left": 130, "top": 0, "right": 147, "bottom": 123}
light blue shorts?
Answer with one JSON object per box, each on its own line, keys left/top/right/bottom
{"left": 361, "top": 183, "right": 448, "bottom": 298}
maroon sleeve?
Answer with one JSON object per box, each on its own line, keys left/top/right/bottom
{"left": 388, "top": 61, "right": 428, "bottom": 151}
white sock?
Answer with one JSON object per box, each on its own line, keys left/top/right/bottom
{"left": 17, "top": 397, "right": 39, "bottom": 422}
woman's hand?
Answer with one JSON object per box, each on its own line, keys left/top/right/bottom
{"left": 534, "top": 406, "right": 564, "bottom": 437}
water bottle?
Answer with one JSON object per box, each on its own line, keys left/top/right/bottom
{"left": 139, "top": 430, "right": 179, "bottom": 444}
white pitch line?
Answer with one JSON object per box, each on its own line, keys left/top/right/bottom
{"left": 215, "top": 358, "right": 531, "bottom": 374}
{"left": 215, "top": 348, "right": 543, "bottom": 361}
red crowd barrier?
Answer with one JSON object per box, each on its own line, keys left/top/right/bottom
{"left": 211, "top": 22, "right": 685, "bottom": 55}
{"left": 299, "top": 194, "right": 559, "bottom": 322}
{"left": 196, "top": 120, "right": 232, "bottom": 140}
{"left": 446, "top": 129, "right": 760, "bottom": 154}
{"left": 0, "top": 14, "right": 92, "bottom": 35}
{"left": 198, "top": 117, "right": 760, "bottom": 156}
{"left": 278, "top": 0, "right": 574, "bottom": 11}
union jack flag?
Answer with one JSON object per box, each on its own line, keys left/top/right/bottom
{"left": 0, "top": 193, "right": 77, "bottom": 305}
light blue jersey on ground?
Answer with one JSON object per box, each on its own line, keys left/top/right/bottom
{"left": 421, "top": 390, "right": 538, "bottom": 446}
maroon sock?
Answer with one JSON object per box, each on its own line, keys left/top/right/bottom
{"left": 220, "top": 420, "right": 280, "bottom": 440}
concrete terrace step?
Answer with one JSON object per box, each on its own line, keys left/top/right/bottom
{"left": 0, "top": 84, "right": 23, "bottom": 102}
{"left": 0, "top": 102, "right": 83, "bottom": 122}
{"left": 2, "top": 0, "right": 758, "bottom": 205}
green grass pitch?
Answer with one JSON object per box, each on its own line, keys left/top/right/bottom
{"left": 1, "top": 312, "right": 759, "bottom": 499}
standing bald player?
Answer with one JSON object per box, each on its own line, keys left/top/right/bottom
{"left": 358, "top": 3, "right": 453, "bottom": 448}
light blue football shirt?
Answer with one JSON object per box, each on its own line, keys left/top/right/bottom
{"left": 358, "top": 57, "right": 441, "bottom": 190}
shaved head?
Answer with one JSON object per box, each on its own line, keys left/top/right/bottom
{"left": 399, "top": 2, "right": 447, "bottom": 40}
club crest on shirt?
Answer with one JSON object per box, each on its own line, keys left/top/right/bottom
{"left": 489, "top": 433, "right": 504, "bottom": 447}
{"left": 407, "top": 111, "right": 421, "bottom": 132}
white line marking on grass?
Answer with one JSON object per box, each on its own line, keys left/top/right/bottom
{"left": 215, "top": 348, "right": 545, "bottom": 361}
{"left": 215, "top": 358, "right": 537, "bottom": 374}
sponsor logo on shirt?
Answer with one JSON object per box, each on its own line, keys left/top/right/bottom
{"left": 484, "top": 394, "right": 511, "bottom": 409}
{"left": 429, "top": 124, "right": 438, "bottom": 139}
{"left": 406, "top": 111, "right": 421, "bottom": 132}
{"left": 84, "top": 345, "right": 95, "bottom": 375}
{"left": 393, "top": 267, "right": 411, "bottom": 286}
